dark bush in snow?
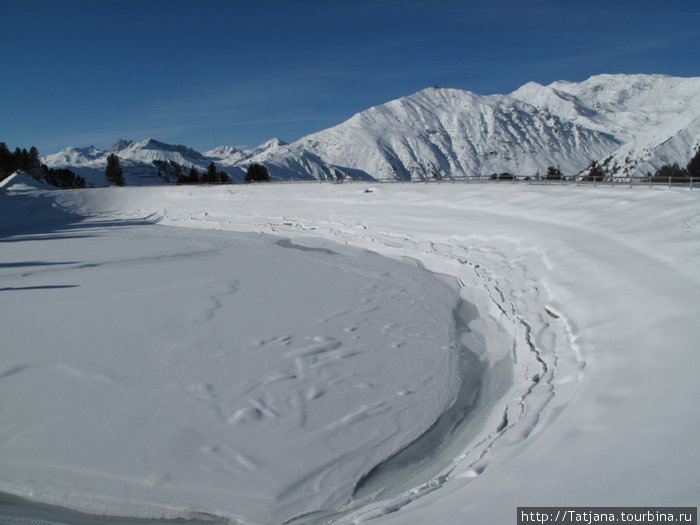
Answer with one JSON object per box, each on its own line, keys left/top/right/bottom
{"left": 545, "top": 166, "right": 563, "bottom": 180}
{"left": 653, "top": 162, "right": 688, "bottom": 183}
{"left": 245, "top": 163, "right": 270, "bottom": 183}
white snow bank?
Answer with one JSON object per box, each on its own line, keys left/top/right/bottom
{"left": 1, "top": 182, "right": 699, "bottom": 524}
{"left": 0, "top": 172, "right": 55, "bottom": 191}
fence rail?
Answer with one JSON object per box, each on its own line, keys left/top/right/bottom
{"left": 265, "top": 175, "right": 698, "bottom": 190}
{"left": 60, "top": 175, "right": 698, "bottom": 191}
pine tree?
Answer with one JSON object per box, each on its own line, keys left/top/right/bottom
{"left": 202, "top": 161, "right": 218, "bottom": 183}
{"left": 187, "top": 166, "right": 199, "bottom": 184}
{"left": 585, "top": 160, "right": 606, "bottom": 182}
{"left": 0, "top": 142, "right": 13, "bottom": 180}
{"left": 28, "top": 146, "right": 43, "bottom": 178}
{"left": 245, "top": 163, "right": 270, "bottom": 183}
{"left": 653, "top": 162, "right": 687, "bottom": 182}
{"left": 106, "top": 154, "right": 125, "bottom": 186}
{"left": 19, "top": 148, "right": 31, "bottom": 172}
{"left": 687, "top": 149, "right": 700, "bottom": 180}
{"left": 545, "top": 166, "right": 563, "bottom": 180}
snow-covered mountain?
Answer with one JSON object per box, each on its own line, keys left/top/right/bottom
{"left": 203, "top": 139, "right": 289, "bottom": 166}
{"left": 256, "top": 87, "right": 621, "bottom": 180}
{"left": 258, "top": 73, "right": 699, "bottom": 180}
{"left": 43, "top": 145, "right": 105, "bottom": 166}
{"left": 108, "top": 138, "right": 208, "bottom": 165}
{"left": 43, "top": 74, "right": 700, "bottom": 184}
{"left": 510, "top": 74, "right": 700, "bottom": 176}
{"left": 43, "top": 138, "right": 285, "bottom": 185}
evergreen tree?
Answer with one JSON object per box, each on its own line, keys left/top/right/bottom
{"left": 28, "top": 146, "right": 43, "bottom": 178}
{"left": 0, "top": 142, "right": 14, "bottom": 180}
{"left": 245, "top": 163, "right": 270, "bottom": 183}
{"left": 545, "top": 166, "right": 563, "bottom": 180}
{"left": 14, "top": 148, "right": 31, "bottom": 172}
{"left": 45, "top": 167, "right": 86, "bottom": 188}
{"left": 687, "top": 149, "right": 700, "bottom": 180}
{"left": 186, "top": 166, "right": 200, "bottom": 184}
{"left": 584, "top": 160, "right": 606, "bottom": 182}
{"left": 106, "top": 154, "right": 125, "bottom": 186}
{"left": 653, "top": 162, "right": 687, "bottom": 183}
{"left": 202, "top": 161, "right": 218, "bottom": 183}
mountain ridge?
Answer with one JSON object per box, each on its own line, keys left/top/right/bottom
{"left": 43, "top": 74, "right": 700, "bottom": 185}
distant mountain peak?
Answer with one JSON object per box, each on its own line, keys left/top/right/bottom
{"left": 262, "top": 138, "right": 288, "bottom": 147}
{"left": 110, "top": 139, "right": 137, "bottom": 152}
{"left": 204, "top": 145, "right": 238, "bottom": 157}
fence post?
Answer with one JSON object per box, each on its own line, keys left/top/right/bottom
{"left": 669, "top": 176, "right": 672, "bottom": 189}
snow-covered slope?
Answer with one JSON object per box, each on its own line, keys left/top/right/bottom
{"left": 44, "top": 74, "right": 700, "bottom": 183}
{"left": 42, "top": 145, "right": 105, "bottom": 166}
{"left": 511, "top": 74, "right": 700, "bottom": 177}
{"left": 0, "top": 171, "right": 55, "bottom": 191}
{"left": 257, "top": 87, "right": 621, "bottom": 180}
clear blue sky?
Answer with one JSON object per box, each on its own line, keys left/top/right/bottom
{"left": 1, "top": 0, "right": 698, "bottom": 154}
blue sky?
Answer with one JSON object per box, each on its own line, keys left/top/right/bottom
{"left": 1, "top": 0, "right": 698, "bottom": 154}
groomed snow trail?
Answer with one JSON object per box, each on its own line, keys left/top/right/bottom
{"left": 2, "top": 182, "right": 699, "bottom": 524}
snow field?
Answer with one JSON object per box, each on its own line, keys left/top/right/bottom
{"left": 0, "top": 201, "right": 469, "bottom": 523}
{"left": 1, "top": 182, "right": 699, "bottom": 524}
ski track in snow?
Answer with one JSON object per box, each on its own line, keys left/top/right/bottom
{"left": 1, "top": 183, "right": 699, "bottom": 524}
